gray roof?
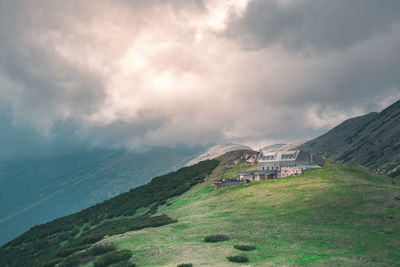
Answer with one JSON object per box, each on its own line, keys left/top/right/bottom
{"left": 297, "top": 164, "right": 321, "bottom": 170}
{"left": 258, "top": 150, "right": 300, "bottom": 162}
{"left": 238, "top": 170, "right": 278, "bottom": 175}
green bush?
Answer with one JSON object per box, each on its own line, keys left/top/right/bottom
{"left": 233, "top": 244, "right": 256, "bottom": 251}
{"left": 112, "top": 260, "right": 137, "bottom": 267}
{"left": 56, "top": 244, "right": 90, "bottom": 257}
{"left": 35, "top": 257, "right": 63, "bottom": 267}
{"left": 177, "top": 264, "right": 193, "bottom": 267}
{"left": 58, "top": 255, "right": 79, "bottom": 267}
{"left": 93, "top": 249, "right": 132, "bottom": 267}
{"left": 204, "top": 234, "right": 229, "bottom": 243}
{"left": 58, "top": 254, "right": 95, "bottom": 267}
{"left": 227, "top": 254, "right": 249, "bottom": 263}
{"left": 89, "top": 242, "right": 116, "bottom": 256}
{"left": 76, "top": 233, "right": 105, "bottom": 245}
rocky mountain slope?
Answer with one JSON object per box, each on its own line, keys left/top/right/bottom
{"left": 299, "top": 99, "right": 400, "bottom": 177}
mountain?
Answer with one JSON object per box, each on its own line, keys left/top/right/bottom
{"left": 0, "top": 146, "right": 206, "bottom": 246}
{"left": 299, "top": 99, "right": 400, "bottom": 178}
{"left": 2, "top": 150, "right": 400, "bottom": 266}
{"left": 261, "top": 140, "right": 307, "bottom": 152}
{"left": 185, "top": 143, "right": 251, "bottom": 166}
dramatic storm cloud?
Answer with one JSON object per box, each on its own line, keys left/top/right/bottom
{"left": 0, "top": 0, "right": 399, "bottom": 157}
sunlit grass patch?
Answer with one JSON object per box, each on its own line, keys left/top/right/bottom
{"left": 112, "top": 163, "right": 400, "bottom": 266}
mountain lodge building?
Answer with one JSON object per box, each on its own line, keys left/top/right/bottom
{"left": 238, "top": 150, "right": 325, "bottom": 180}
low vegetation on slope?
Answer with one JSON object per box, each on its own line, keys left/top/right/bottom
{"left": 112, "top": 163, "right": 400, "bottom": 266}
{"left": 0, "top": 146, "right": 205, "bottom": 247}
{"left": 2, "top": 150, "right": 400, "bottom": 266}
{"left": 0, "top": 160, "right": 219, "bottom": 267}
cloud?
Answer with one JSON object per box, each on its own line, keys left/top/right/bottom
{"left": 226, "top": 0, "right": 400, "bottom": 52}
{"left": 0, "top": 0, "right": 399, "bottom": 158}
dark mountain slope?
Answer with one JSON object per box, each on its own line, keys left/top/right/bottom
{"left": 0, "top": 159, "right": 219, "bottom": 267}
{"left": 0, "top": 146, "right": 205, "bottom": 246}
{"left": 299, "top": 99, "right": 400, "bottom": 177}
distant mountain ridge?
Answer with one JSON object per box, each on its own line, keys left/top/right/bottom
{"left": 185, "top": 143, "right": 252, "bottom": 166}
{"left": 299, "top": 99, "right": 400, "bottom": 177}
{"left": 261, "top": 140, "right": 307, "bottom": 152}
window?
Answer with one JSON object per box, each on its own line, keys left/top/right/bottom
{"left": 281, "top": 153, "right": 296, "bottom": 159}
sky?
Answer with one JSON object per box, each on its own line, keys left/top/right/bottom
{"left": 0, "top": 0, "right": 400, "bottom": 159}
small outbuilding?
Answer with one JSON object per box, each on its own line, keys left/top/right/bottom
{"left": 213, "top": 178, "right": 240, "bottom": 190}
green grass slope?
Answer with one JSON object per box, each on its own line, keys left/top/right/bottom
{"left": 110, "top": 163, "right": 400, "bottom": 266}
{"left": 3, "top": 153, "right": 400, "bottom": 266}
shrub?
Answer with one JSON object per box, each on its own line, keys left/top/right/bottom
{"left": 58, "top": 255, "right": 79, "bottom": 267}
{"left": 89, "top": 242, "right": 116, "bottom": 256}
{"left": 204, "top": 234, "right": 229, "bottom": 243}
{"left": 177, "top": 264, "right": 193, "bottom": 267}
{"left": 35, "top": 257, "right": 63, "bottom": 267}
{"left": 112, "top": 260, "right": 137, "bottom": 267}
{"left": 76, "top": 233, "right": 105, "bottom": 245}
{"left": 75, "top": 255, "right": 95, "bottom": 266}
{"left": 233, "top": 244, "right": 256, "bottom": 251}
{"left": 56, "top": 244, "right": 90, "bottom": 257}
{"left": 58, "top": 253, "right": 94, "bottom": 267}
{"left": 227, "top": 254, "right": 249, "bottom": 263}
{"left": 93, "top": 249, "right": 132, "bottom": 267}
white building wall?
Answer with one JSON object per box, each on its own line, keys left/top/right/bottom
{"left": 278, "top": 166, "right": 303, "bottom": 178}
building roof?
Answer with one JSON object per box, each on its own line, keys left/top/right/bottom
{"left": 297, "top": 164, "right": 321, "bottom": 170}
{"left": 258, "top": 150, "right": 300, "bottom": 162}
{"left": 238, "top": 170, "right": 278, "bottom": 175}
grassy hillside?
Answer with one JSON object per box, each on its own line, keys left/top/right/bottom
{"left": 0, "top": 159, "right": 219, "bottom": 267}
{"left": 109, "top": 163, "right": 400, "bottom": 266}
{"left": 2, "top": 151, "right": 400, "bottom": 266}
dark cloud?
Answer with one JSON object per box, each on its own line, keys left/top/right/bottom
{"left": 0, "top": 0, "right": 399, "bottom": 158}
{"left": 226, "top": 0, "right": 400, "bottom": 52}
{"left": 0, "top": 0, "right": 107, "bottom": 133}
